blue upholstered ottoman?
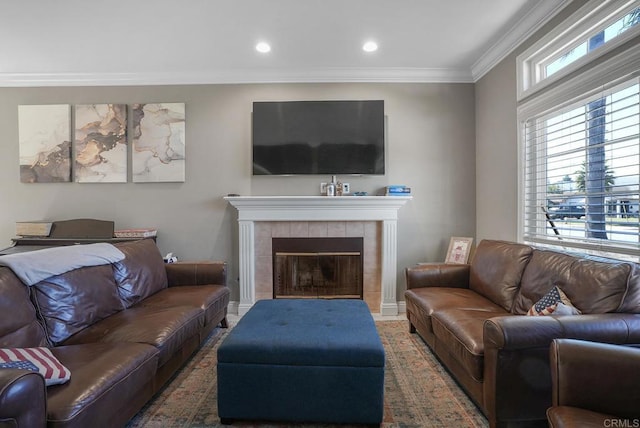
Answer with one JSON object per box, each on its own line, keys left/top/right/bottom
{"left": 217, "top": 299, "right": 385, "bottom": 425}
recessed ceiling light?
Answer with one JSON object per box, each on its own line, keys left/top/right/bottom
{"left": 362, "top": 41, "right": 378, "bottom": 53}
{"left": 256, "top": 42, "right": 271, "bottom": 53}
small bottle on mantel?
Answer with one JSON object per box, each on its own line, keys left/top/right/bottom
{"left": 326, "top": 175, "right": 337, "bottom": 196}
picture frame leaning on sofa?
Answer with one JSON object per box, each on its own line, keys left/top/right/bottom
{"left": 445, "top": 236, "right": 473, "bottom": 264}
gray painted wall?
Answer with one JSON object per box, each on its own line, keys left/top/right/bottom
{"left": 475, "top": 55, "right": 519, "bottom": 242}
{"left": 0, "top": 82, "right": 475, "bottom": 302}
{"left": 474, "top": 2, "right": 586, "bottom": 242}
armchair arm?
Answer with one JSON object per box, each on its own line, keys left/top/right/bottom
{"left": 405, "top": 263, "right": 470, "bottom": 290}
{"left": 0, "top": 369, "right": 46, "bottom": 428}
{"left": 482, "top": 313, "right": 640, "bottom": 427}
{"left": 550, "top": 339, "right": 640, "bottom": 419}
{"left": 165, "top": 261, "right": 227, "bottom": 287}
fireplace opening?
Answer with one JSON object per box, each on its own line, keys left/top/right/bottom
{"left": 272, "top": 237, "right": 363, "bottom": 299}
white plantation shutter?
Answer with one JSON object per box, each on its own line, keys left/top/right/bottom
{"left": 522, "top": 78, "right": 640, "bottom": 257}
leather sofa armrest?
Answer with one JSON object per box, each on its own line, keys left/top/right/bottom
{"left": 484, "top": 313, "right": 640, "bottom": 350}
{"left": 405, "top": 263, "right": 470, "bottom": 289}
{"left": 165, "top": 261, "right": 227, "bottom": 287}
{"left": 482, "top": 314, "right": 640, "bottom": 428}
{"left": 0, "top": 369, "right": 46, "bottom": 428}
{"left": 550, "top": 339, "right": 640, "bottom": 419}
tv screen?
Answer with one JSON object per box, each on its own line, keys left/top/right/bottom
{"left": 252, "top": 100, "right": 385, "bottom": 175}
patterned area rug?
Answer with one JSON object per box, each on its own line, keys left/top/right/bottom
{"left": 127, "top": 321, "right": 488, "bottom": 428}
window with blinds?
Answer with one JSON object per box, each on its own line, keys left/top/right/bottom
{"left": 523, "top": 78, "right": 640, "bottom": 256}
{"left": 518, "top": 0, "right": 640, "bottom": 259}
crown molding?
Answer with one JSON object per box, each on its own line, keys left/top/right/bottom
{"left": 0, "top": 67, "right": 474, "bottom": 87}
{"left": 1, "top": 0, "right": 571, "bottom": 89}
{"left": 471, "top": 0, "right": 572, "bottom": 82}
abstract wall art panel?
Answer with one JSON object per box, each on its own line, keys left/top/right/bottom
{"left": 132, "top": 102, "right": 185, "bottom": 182}
{"left": 74, "top": 104, "right": 127, "bottom": 183}
{"left": 18, "top": 104, "right": 71, "bottom": 183}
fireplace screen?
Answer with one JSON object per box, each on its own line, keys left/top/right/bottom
{"left": 272, "top": 238, "right": 363, "bottom": 299}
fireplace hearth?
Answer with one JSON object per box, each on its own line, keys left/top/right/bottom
{"left": 273, "top": 237, "right": 363, "bottom": 299}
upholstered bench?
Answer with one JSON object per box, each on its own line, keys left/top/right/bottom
{"left": 217, "top": 299, "right": 385, "bottom": 425}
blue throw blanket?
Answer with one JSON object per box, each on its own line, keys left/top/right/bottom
{"left": 0, "top": 243, "right": 125, "bottom": 286}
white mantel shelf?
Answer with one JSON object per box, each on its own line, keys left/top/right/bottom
{"left": 224, "top": 195, "right": 412, "bottom": 316}
{"left": 225, "top": 195, "right": 411, "bottom": 221}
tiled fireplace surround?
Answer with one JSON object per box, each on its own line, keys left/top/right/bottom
{"left": 225, "top": 196, "right": 411, "bottom": 316}
{"left": 256, "top": 221, "right": 380, "bottom": 309}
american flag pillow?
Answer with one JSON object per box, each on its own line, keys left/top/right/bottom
{"left": 527, "top": 285, "right": 581, "bottom": 316}
{"left": 0, "top": 347, "right": 71, "bottom": 386}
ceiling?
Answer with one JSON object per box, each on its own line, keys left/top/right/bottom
{"left": 0, "top": 0, "right": 568, "bottom": 87}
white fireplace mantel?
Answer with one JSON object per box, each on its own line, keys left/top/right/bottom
{"left": 225, "top": 195, "right": 411, "bottom": 316}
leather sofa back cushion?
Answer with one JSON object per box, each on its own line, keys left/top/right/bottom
{"left": 0, "top": 267, "right": 49, "bottom": 348}
{"left": 469, "top": 240, "right": 533, "bottom": 311}
{"left": 512, "top": 250, "right": 630, "bottom": 315}
{"left": 32, "top": 264, "right": 124, "bottom": 345}
{"left": 113, "top": 239, "right": 168, "bottom": 308}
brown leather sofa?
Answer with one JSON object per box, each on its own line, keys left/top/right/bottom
{"left": 405, "top": 239, "right": 640, "bottom": 428}
{"left": 0, "top": 238, "right": 230, "bottom": 427}
{"left": 547, "top": 338, "right": 640, "bottom": 428}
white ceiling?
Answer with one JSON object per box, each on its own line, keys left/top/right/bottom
{"left": 0, "top": 0, "right": 568, "bottom": 86}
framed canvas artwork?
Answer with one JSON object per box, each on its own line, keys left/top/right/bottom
{"left": 132, "top": 102, "right": 185, "bottom": 182}
{"left": 18, "top": 104, "right": 71, "bottom": 183}
{"left": 445, "top": 237, "right": 474, "bottom": 264}
{"left": 74, "top": 104, "right": 127, "bottom": 183}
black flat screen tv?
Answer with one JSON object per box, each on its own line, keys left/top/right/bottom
{"left": 252, "top": 100, "right": 385, "bottom": 175}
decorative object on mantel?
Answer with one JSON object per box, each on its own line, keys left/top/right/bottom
{"left": 132, "top": 103, "right": 186, "bottom": 183}
{"left": 445, "top": 236, "right": 474, "bottom": 264}
{"left": 320, "top": 175, "right": 350, "bottom": 196}
{"left": 18, "top": 104, "right": 71, "bottom": 183}
{"left": 384, "top": 184, "right": 411, "bottom": 196}
{"left": 74, "top": 104, "right": 127, "bottom": 183}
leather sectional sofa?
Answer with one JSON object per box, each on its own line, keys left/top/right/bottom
{"left": 0, "top": 238, "right": 230, "bottom": 427}
{"left": 405, "top": 239, "right": 640, "bottom": 428}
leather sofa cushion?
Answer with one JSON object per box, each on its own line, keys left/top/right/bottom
{"left": 0, "top": 267, "right": 49, "bottom": 348}
{"left": 140, "top": 285, "right": 230, "bottom": 326}
{"left": 405, "top": 287, "right": 506, "bottom": 320}
{"left": 512, "top": 250, "right": 631, "bottom": 315}
{"left": 431, "top": 308, "right": 507, "bottom": 382}
{"left": 47, "top": 342, "right": 158, "bottom": 427}
{"left": 469, "top": 240, "right": 533, "bottom": 311}
{"left": 113, "top": 239, "right": 168, "bottom": 308}
{"left": 405, "top": 287, "right": 506, "bottom": 347}
{"left": 31, "top": 264, "right": 124, "bottom": 345}
{"left": 62, "top": 302, "right": 203, "bottom": 366}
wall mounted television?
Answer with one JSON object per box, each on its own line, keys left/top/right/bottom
{"left": 252, "top": 100, "right": 385, "bottom": 175}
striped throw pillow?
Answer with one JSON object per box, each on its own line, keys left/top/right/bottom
{"left": 0, "top": 347, "right": 71, "bottom": 386}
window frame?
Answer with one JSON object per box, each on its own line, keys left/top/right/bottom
{"left": 517, "top": 0, "right": 640, "bottom": 101}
